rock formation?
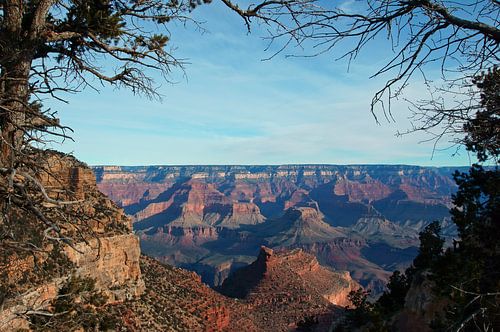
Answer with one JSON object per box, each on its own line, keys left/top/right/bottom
{"left": 218, "top": 246, "right": 358, "bottom": 331}
{"left": 103, "top": 250, "right": 359, "bottom": 332}
{"left": 94, "top": 164, "right": 462, "bottom": 294}
{"left": 3, "top": 157, "right": 370, "bottom": 332}
{"left": 3, "top": 157, "right": 471, "bottom": 331}
{"left": 107, "top": 256, "right": 257, "bottom": 331}
{"left": 0, "top": 153, "right": 144, "bottom": 331}
{"left": 259, "top": 207, "right": 345, "bottom": 246}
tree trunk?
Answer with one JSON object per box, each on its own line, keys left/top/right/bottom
{"left": 0, "top": 55, "right": 33, "bottom": 168}
{"left": 0, "top": 1, "right": 34, "bottom": 168}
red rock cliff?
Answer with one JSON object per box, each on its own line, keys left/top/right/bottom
{"left": 218, "top": 246, "right": 358, "bottom": 331}
{"left": 0, "top": 153, "right": 144, "bottom": 331}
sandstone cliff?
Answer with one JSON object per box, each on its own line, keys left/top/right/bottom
{"left": 0, "top": 152, "right": 144, "bottom": 331}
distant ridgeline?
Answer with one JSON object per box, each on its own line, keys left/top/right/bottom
{"left": 93, "top": 164, "right": 467, "bottom": 295}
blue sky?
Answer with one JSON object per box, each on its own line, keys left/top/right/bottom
{"left": 49, "top": 1, "right": 474, "bottom": 166}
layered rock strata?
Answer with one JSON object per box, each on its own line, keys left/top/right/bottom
{"left": 94, "top": 164, "right": 462, "bottom": 294}
{"left": 0, "top": 152, "right": 143, "bottom": 331}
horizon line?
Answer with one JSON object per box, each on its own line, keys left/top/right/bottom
{"left": 90, "top": 163, "right": 472, "bottom": 168}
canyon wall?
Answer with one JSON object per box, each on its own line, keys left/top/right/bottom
{"left": 94, "top": 164, "right": 462, "bottom": 294}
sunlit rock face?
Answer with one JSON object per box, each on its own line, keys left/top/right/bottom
{"left": 94, "top": 164, "right": 462, "bottom": 294}
{"left": 1, "top": 153, "right": 144, "bottom": 331}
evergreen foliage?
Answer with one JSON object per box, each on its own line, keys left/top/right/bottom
{"left": 430, "top": 165, "right": 500, "bottom": 330}
{"left": 465, "top": 68, "right": 500, "bottom": 163}
{"left": 377, "top": 271, "right": 410, "bottom": 316}
{"left": 428, "top": 67, "right": 499, "bottom": 331}
{"left": 412, "top": 221, "right": 445, "bottom": 271}
{"left": 29, "top": 276, "right": 118, "bottom": 331}
{"left": 347, "top": 288, "right": 375, "bottom": 326}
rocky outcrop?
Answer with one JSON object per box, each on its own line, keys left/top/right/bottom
{"left": 107, "top": 256, "right": 259, "bottom": 332}
{"left": 363, "top": 271, "right": 452, "bottom": 332}
{"left": 397, "top": 272, "right": 449, "bottom": 326}
{"left": 0, "top": 153, "right": 143, "bottom": 331}
{"left": 43, "top": 155, "right": 143, "bottom": 302}
{"left": 64, "top": 234, "right": 145, "bottom": 302}
{"left": 219, "top": 202, "right": 265, "bottom": 227}
{"left": 218, "top": 247, "right": 357, "bottom": 331}
{"left": 42, "top": 154, "right": 97, "bottom": 200}
{"left": 262, "top": 207, "right": 345, "bottom": 245}
{"left": 322, "top": 271, "right": 358, "bottom": 307}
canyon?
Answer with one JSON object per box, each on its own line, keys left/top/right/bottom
{"left": 94, "top": 164, "right": 463, "bottom": 294}
{"left": 1, "top": 155, "right": 357, "bottom": 331}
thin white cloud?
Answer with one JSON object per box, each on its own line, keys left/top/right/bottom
{"left": 48, "top": 1, "right": 472, "bottom": 167}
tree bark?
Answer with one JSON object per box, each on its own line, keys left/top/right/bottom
{"left": 0, "top": 55, "right": 32, "bottom": 168}
{"left": 0, "top": 0, "right": 34, "bottom": 168}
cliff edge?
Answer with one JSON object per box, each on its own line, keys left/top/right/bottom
{"left": 0, "top": 152, "right": 144, "bottom": 331}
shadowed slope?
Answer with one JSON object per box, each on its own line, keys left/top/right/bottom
{"left": 261, "top": 207, "right": 345, "bottom": 246}
{"left": 218, "top": 247, "right": 358, "bottom": 331}
{"left": 108, "top": 256, "right": 258, "bottom": 331}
